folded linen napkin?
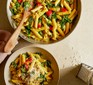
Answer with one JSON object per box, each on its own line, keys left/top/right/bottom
{"left": 0, "top": 30, "right": 11, "bottom": 64}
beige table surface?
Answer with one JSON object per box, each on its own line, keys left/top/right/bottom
{"left": 0, "top": 0, "right": 93, "bottom": 85}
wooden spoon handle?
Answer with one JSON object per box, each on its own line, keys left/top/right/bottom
{"left": 4, "top": 11, "right": 30, "bottom": 53}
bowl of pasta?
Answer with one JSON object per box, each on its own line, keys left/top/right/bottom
{"left": 7, "top": 0, "right": 81, "bottom": 44}
{"left": 4, "top": 46, "right": 59, "bottom": 85}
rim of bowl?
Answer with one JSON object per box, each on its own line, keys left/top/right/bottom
{"left": 4, "top": 46, "right": 60, "bottom": 85}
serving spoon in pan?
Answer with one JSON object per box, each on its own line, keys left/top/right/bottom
{"left": 4, "top": 10, "right": 30, "bottom": 53}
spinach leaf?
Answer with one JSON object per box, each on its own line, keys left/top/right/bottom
{"left": 38, "top": 18, "right": 42, "bottom": 23}
{"left": 23, "top": 1, "right": 30, "bottom": 10}
{"left": 52, "top": 12, "right": 57, "bottom": 19}
{"left": 41, "top": 60, "right": 51, "bottom": 68}
{"left": 25, "top": 24, "right": 31, "bottom": 37}
{"left": 41, "top": 62, "right": 45, "bottom": 67}
{"left": 21, "top": 65, "right": 26, "bottom": 73}
{"left": 46, "top": 1, "right": 56, "bottom": 8}
{"left": 28, "top": 16, "right": 33, "bottom": 24}
{"left": 36, "top": 73, "right": 46, "bottom": 84}
{"left": 40, "top": 74, "right": 46, "bottom": 80}
{"left": 46, "top": 2, "right": 53, "bottom": 8}
{"left": 60, "top": 15, "right": 71, "bottom": 28}
{"left": 66, "top": 0, "right": 73, "bottom": 4}
{"left": 66, "top": 0, "right": 70, "bottom": 3}
{"left": 10, "top": 7, "right": 17, "bottom": 15}
{"left": 22, "top": 53, "right": 28, "bottom": 59}
{"left": 11, "top": 62, "right": 17, "bottom": 68}
{"left": 22, "top": 52, "right": 30, "bottom": 58}
{"left": 39, "top": 74, "right": 46, "bottom": 85}
{"left": 46, "top": 60, "right": 51, "bottom": 68}
{"left": 15, "top": 1, "right": 20, "bottom": 9}
{"left": 35, "top": 52, "right": 42, "bottom": 56}
{"left": 38, "top": 31, "right": 43, "bottom": 36}
{"left": 26, "top": 24, "right": 31, "bottom": 30}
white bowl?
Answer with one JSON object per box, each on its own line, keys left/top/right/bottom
{"left": 4, "top": 46, "right": 59, "bottom": 85}
{"left": 7, "top": 0, "right": 81, "bottom": 44}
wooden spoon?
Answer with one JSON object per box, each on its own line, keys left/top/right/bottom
{"left": 4, "top": 10, "right": 30, "bottom": 53}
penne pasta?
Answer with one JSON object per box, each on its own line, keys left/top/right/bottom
{"left": 43, "top": 34, "right": 50, "bottom": 42}
{"left": 12, "top": 14, "right": 22, "bottom": 19}
{"left": 42, "top": 21, "right": 49, "bottom": 29}
{"left": 43, "top": 15, "right": 52, "bottom": 24}
{"left": 18, "top": 54, "right": 22, "bottom": 67}
{"left": 57, "top": 11, "right": 71, "bottom": 16}
{"left": 31, "top": 6, "right": 43, "bottom": 13}
{"left": 46, "top": 76, "right": 52, "bottom": 80}
{"left": 42, "top": 21, "right": 50, "bottom": 34}
{"left": 44, "top": 82, "right": 48, "bottom": 84}
{"left": 65, "top": 22, "right": 70, "bottom": 34}
{"left": 27, "top": 59, "right": 36, "bottom": 72}
{"left": 46, "top": 71, "right": 53, "bottom": 77}
{"left": 70, "top": 11, "right": 77, "bottom": 21}
{"left": 31, "top": 29, "right": 43, "bottom": 39}
{"left": 33, "top": 54, "right": 41, "bottom": 59}
{"left": 21, "top": 54, "right": 26, "bottom": 64}
{"left": 38, "top": 7, "right": 48, "bottom": 17}
{"left": 69, "top": 23, "right": 72, "bottom": 30}
{"left": 52, "top": 19, "right": 57, "bottom": 40}
{"left": 11, "top": 79, "right": 23, "bottom": 84}
{"left": 10, "top": 2, "right": 15, "bottom": 7}
{"left": 64, "top": 0, "right": 72, "bottom": 12}
{"left": 55, "top": 0, "right": 60, "bottom": 6}
{"left": 56, "top": 15, "right": 62, "bottom": 20}
{"left": 49, "top": 7, "right": 60, "bottom": 12}
{"left": 35, "top": 13, "right": 39, "bottom": 28}
{"left": 68, "top": 9, "right": 76, "bottom": 19}
{"left": 15, "top": 57, "right": 19, "bottom": 63}
{"left": 57, "top": 26, "right": 65, "bottom": 37}
{"left": 61, "top": 0, "right": 64, "bottom": 7}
